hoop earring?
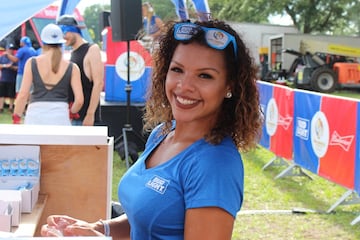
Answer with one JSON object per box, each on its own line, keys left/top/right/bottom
{"left": 226, "top": 92, "right": 232, "bottom": 98}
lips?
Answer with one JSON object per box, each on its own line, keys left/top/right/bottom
{"left": 175, "top": 95, "right": 199, "bottom": 108}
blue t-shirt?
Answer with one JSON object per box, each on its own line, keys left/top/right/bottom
{"left": 0, "top": 55, "right": 17, "bottom": 83}
{"left": 118, "top": 124, "right": 244, "bottom": 240}
{"left": 15, "top": 46, "right": 37, "bottom": 74}
{"left": 143, "top": 15, "right": 161, "bottom": 35}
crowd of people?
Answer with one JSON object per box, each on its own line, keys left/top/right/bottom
{"left": 0, "top": 14, "right": 104, "bottom": 126}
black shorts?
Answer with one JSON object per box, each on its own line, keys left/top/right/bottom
{"left": 0, "top": 82, "right": 16, "bottom": 98}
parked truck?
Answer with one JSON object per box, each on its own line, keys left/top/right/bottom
{"left": 262, "top": 33, "right": 360, "bottom": 93}
{"left": 292, "top": 40, "right": 360, "bottom": 92}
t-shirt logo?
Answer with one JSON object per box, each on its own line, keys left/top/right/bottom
{"left": 146, "top": 175, "right": 169, "bottom": 194}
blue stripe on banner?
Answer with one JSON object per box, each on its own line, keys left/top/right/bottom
{"left": 355, "top": 102, "right": 360, "bottom": 194}
{"left": 192, "top": 0, "right": 210, "bottom": 21}
{"left": 293, "top": 90, "right": 321, "bottom": 174}
{"left": 171, "top": 0, "right": 188, "bottom": 20}
{"left": 58, "top": 0, "right": 69, "bottom": 16}
{"left": 257, "top": 82, "right": 273, "bottom": 149}
{"left": 58, "top": 0, "right": 80, "bottom": 16}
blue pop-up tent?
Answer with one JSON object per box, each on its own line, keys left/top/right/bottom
{"left": 0, "top": 0, "right": 210, "bottom": 42}
{"left": 0, "top": 0, "right": 54, "bottom": 41}
{"left": 0, "top": 0, "right": 81, "bottom": 41}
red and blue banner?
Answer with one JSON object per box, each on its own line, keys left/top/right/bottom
{"left": 258, "top": 81, "right": 360, "bottom": 192}
{"left": 293, "top": 90, "right": 357, "bottom": 189}
{"left": 257, "top": 81, "right": 294, "bottom": 160}
{"left": 104, "top": 27, "right": 152, "bottom": 102}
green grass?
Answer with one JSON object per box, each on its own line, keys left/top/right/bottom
{"left": 235, "top": 147, "right": 360, "bottom": 240}
{"left": 332, "top": 89, "right": 360, "bottom": 100}
{"left": 2, "top": 89, "right": 360, "bottom": 239}
{"left": 0, "top": 108, "right": 12, "bottom": 123}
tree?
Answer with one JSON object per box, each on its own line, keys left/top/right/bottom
{"left": 280, "top": 0, "right": 355, "bottom": 34}
{"left": 151, "top": 1, "right": 178, "bottom": 21}
{"left": 209, "top": 0, "right": 273, "bottom": 23}
{"left": 208, "top": 0, "right": 359, "bottom": 35}
{"left": 83, "top": 3, "right": 110, "bottom": 44}
{"left": 82, "top": 1, "right": 359, "bottom": 37}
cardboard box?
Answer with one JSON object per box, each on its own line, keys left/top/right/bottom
{"left": 0, "top": 191, "right": 21, "bottom": 227}
{"left": 0, "top": 145, "right": 40, "bottom": 213}
{"left": 0, "top": 200, "right": 13, "bottom": 232}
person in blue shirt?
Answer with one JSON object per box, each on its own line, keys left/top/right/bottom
{"left": 141, "top": 1, "right": 164, "bottom": 52}
{"left": 6, "top": 36, "right": 37, "bottom": 94}
{"left": 0, "top": 43, "right": 18, "bottom": 112}
{"left": 41, "top": 19, "right": 262, "bottom": 240}
{"left": 142, "top": 2, "right": 164, "bottom": 40}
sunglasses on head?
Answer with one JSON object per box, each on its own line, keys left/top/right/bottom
{"left": 173, "top": 22, "right": 238, "bottom": 58}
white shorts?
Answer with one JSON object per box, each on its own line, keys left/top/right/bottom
{"left": 24, "top": 101, "right": 71, "bottom": 126}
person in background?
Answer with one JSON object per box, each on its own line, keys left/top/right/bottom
{"left": 0, "top": 43, "right": 18, "bottom": 112}
{"left": 142, "top": 2, "right": 164, "bottom": 44}
{"left": 6, "top": 36, "right": 37, "bottom": 95}
{"left": 40, "top": 19, "right": 262, "bottom": 239}
{"left": 12, "top": 23, "right": 83, "bottom": 125}
{"left": 56, "top": 15, "right": 104, "bottom": 126}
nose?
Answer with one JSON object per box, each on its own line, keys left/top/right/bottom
{"left": 177, "top": 74, "right": 195, "bottom": 91}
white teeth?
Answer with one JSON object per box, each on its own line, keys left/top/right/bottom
{"left": 177, "top": 96, "right": 197, "bottom": 105}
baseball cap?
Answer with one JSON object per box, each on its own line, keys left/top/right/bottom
{"left": 56, "top": 15, "right": 86, "bottom": 29}
{"left": 41, "top": 23, "right": 66, "bottom": 45}
{"left": 20, "top": 36, "right": 32, "bottom": 46}
{"left": 7, "top": 43, "right": 16, "bottom": 49}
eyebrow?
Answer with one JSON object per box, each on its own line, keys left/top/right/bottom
{"left": 170, "top": 60, "right": 221, "bottom": 74}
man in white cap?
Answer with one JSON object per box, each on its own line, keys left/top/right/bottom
{"left": 57, "top": 15, "right": 104, "bottom": 126}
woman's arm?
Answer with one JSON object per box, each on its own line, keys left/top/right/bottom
{"left": 184, "top": 207, "right": 235, "bottom": 240}
{"left": 82, "top": 44, "right": 104, "bottom": 126}
{"left": 94, "top": 214, "right": 131, "bottom": 240}
{"left": 13, "top": 58, "right": 33, "bottom": 117}
{"left": 70, "top": 63, "right": 84, "bottom": 114}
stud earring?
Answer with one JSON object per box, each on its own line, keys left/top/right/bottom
{"left": 226, "top": 92, "right": 232, "bottom": 98}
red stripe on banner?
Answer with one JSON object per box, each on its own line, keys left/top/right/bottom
{"left": 318, "top": 96, "right": 357, "bottom": 189}
{"left": 270, "top": 85, "right": 294, "bottom": 160}
{"left": 105, "top": 27, "right": 152, "bottom": 66}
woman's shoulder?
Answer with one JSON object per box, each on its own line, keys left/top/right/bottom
{"left": 193, "top": 137, "right": 241, "bottom": 164}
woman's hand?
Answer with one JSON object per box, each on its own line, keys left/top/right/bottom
{"left": 41, "top": 215, "right": 103, "bottom": 237}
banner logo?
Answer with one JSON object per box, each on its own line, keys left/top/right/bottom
{"left": 278, "top": 114, "right": 293, "bottom": 130}
{"left": 295, "top": 117, "right": 309, "bottom": 140}
{"left": 265, "top": 98, "right": 278, "bottom": 136}
{"left": 329, "top": 131, "right": 354, "bottom": 152}
{"left": 115, "top": 51, "right": 145, "bottom": 81}
{"left": 146, "top": 175, "right": 169, "bottom": 194}
{"left": 311, "top": 111, "right": 329, "bottom": 158}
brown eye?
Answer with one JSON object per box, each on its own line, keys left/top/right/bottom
{"left": 199, "top": 73, "right": 213, "bottom": 79}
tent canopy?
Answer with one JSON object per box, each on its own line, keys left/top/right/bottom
{"left": 0, "top": 0, "right": 210, "bottom": 43}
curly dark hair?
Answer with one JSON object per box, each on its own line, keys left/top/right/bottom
{"left": 143, "top": 19, "right": 263, "bottom": 151}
